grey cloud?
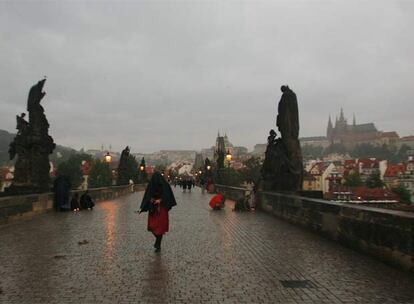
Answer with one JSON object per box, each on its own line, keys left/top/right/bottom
{"left": 1, "top": 0, "right": 413, "bottom": 153}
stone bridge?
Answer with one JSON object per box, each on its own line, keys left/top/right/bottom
{"left": 0, "top": 188, "right": 413, "bottom": 303}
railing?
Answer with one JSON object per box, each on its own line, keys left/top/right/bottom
{"left": 0, "top": 183, "right": 146, "bottom": 226}
{"left": 215, "top": 184, "right": 414, "bottom": 273}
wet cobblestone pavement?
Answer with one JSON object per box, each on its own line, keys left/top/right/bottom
{"left": 1, "top": 188, "right": 414, "bottom": 303}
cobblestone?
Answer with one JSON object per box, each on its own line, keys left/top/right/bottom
{"left": 0, "top": 188, "right": 414, "bottom": 303}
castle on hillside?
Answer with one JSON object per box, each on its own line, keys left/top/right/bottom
{"left": 300, "top": 108, "right": 400, "bottom": 149}
{"left": 327, "top": 108, "right": 376, "bottom": 141}
{"left": 326, "top": 108, "right": 398, "bottom": 148}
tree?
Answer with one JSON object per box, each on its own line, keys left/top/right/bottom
{"left": 302, "top": 144, "right": 324, "bottom": 159}
{"left": 88, "top": 159, "right": 112, "bottom": 188}
{"left": 351, "top": 143, "right": 396, "bottom": 162}
{"left": 344, "top": 171, "right": 363, "bottom": 187}
{"left": 56, "top": 153, "right": 92, "bottom": 189}
{"left": 396, "top": 144, "right": 412, "bottom": 162}
{"left": 117, "top": 153, "right": 139, "bottom": 185}
{"left": 154, "top": 164, "right": 167, "bottom": 174}
{"left": 324, "top": 143, "right": 347, "bottom": 155}
{"left": 240, "top": 156, "right": 262, "bottom": 183}
{"left": 219, "top": 167, "right": 243, "bottom": 187}
{"left": 392, "top": 185, "right": 412, "bottom": 204}
{"left": 365, "top": 170, "right": 383, "bottom": 188}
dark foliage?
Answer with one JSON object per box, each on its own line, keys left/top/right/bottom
{"left": 56, "top": 153, "right": 92, "bottom": 189}
{"left": 88, "top": 159, "right": 112, "bottom": 188}
{"left": 344, "top": 171, "right": 363, "bottom": 187}
{"left": 391, "top": 185, "right": 412, "bottom": 204}
{"left": 365, "top": 170, "right": 383, "bottom": 188}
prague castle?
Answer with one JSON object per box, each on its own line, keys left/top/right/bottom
{"left": 301, "top": 108, "right": 400, "bottom": 149}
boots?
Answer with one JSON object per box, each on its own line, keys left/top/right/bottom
{"left": 154, "top": 235, "right": 162, "bottom": 252}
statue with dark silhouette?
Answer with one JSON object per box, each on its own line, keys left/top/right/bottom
{"left": 6, "top": 79, "right": 56, "bottom": 194}
{"left": 117, "top": 146, "right": 131, "bottom": 185}
{"left": 261, "top": 85, "right": 303, "bottom": 191}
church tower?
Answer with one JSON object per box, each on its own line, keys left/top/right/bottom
{"left": 327, "top": 116, "right": 333, "bottom": 139}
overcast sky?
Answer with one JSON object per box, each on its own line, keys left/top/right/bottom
{"left": 1, "top": 0, "right": 413, "bottom": 153}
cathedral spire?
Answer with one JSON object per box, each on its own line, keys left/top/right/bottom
{"left": 327, "top": 116, "right": 333, "bottom": 138}
{"left": 339, "top": 107, "right": 345, "bottom": 121}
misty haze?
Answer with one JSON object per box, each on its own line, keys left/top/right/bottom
{"left": 1, "top": 1, "right": 414, "bottom": 304}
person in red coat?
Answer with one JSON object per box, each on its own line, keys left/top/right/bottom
{"left": 209, "top": 193, "right": 225, "bottom": 210}
{"left": 139, "top": 172, "right": 177, "bottom": 252}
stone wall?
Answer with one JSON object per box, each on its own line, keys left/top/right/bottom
{"left": 0, "top": 184, "right": 146, "bottom": 226}
{"left": 215, "top": 184, "right": 414, "bottom": 273}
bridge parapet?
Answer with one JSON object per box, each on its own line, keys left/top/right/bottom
{"left": 0, "top": 184, "right": 146, "bottom": 226}
{"left": 215, "top": 184, "right": 414, "bottom": 273}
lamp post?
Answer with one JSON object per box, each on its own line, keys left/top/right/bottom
{"left": 226, "top": 150, "right": 232, "bottom": 168}
{"left": 104, "top": 151, "right": 112, "bottom": 163}
{"left": 139, "top": 157, "right": 146, "bottom": 183}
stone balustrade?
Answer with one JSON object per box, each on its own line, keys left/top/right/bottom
{"left": 215, "top": 184, "right": 414, "bottom": 273}
{"left": 0, "top": 184, "right": 146, "bottom": 226}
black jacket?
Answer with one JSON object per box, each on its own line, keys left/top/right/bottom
{"left": 140, "top": 172, "right": 177, "bottom": 212}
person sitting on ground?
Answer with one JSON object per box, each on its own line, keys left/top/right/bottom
{"left": 209, "top": 193, "right": 226, "bottom": 210}
{"left": 80, "top": 190, "right": 95, "bottom": 210}
{"left": 234, "top": 196, "right": 250, "bottom": 212}
{"left": 70, "top": 193, "right": 81, "bottom": 212}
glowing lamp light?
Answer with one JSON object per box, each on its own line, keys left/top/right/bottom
{"left": 207, "top": 165, "right": 211, "bottom": 170}
{"left": 104, "top": 152, "right": 112, "bottom": 163}
{"left": 226, "top": 150, "right": 232, "bottom": 162}
{"left": 140, "top": 165, "right": 145, "bottom": 171}
{"left": 198, "top": 170, "right": 202, "bottom": 174}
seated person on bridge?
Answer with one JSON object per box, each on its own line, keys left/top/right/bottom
{"left": 234, "top": 196, "right": 250, "bottom": 212}
{"left": 80, "top": 190, "right": 95, "bottom": 210}
{"left": 209, "top": 193, "right": 225, "bottom": 210}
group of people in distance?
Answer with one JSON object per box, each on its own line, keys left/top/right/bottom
{"left": 178, "top": 178, "right": 195, "bottom": 192}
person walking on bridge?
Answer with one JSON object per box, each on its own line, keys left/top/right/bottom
{"left": 138, "top": 172, "right": 177, "bottom": 252}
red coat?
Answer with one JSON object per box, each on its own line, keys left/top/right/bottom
{"left": 148, "top": 205, "right": 169, "bottom": 236}
{"left": 209, "top": 194, "right": 224, "bottom": 209}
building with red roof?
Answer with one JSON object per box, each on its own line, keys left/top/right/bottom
{"left": 383, "top": 163, "right": 406, "bottom": 189}
{"left": 305, "top": 161, "right": 336, "bottom": 193}
{"left": 349, "top": 186, "right": 399, "bottom": 203}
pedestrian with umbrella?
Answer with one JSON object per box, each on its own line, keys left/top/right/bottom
{"left": 138, "top": 172, "right": 177, "bottom": 252}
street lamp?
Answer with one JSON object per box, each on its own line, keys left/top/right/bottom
{"left": 104, "top": 152, "right": 112, "bottom": 163}
{"left": 140, "top": 165, "right": 145, "bottom": 172}
{"left": 226, "top": 150, "right": 232, "bottom": 162}
{"left": 207, "top": 165, "right": 211, "bottom": 171}
{"left": 198, "top": 170, "right": 202, "bottom": 175}
{"left": 226, "top": 150, "right": 232, "bottom": 168}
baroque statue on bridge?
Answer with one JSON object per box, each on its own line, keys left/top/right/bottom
{"left": 261, "top": 85, "right": 303, "bottom": 192}
{"left": 6, "top": 79, "right": 56, "bottom": 194}
{"left": 117, "top": 146, "right": 132, "bottom": 185}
